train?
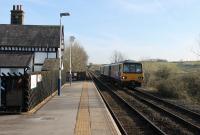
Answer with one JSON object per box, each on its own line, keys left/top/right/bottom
{"left": 100, "top": 60, "right": 144, "bottom": 87}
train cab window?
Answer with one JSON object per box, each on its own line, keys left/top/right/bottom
{"left": 136, "top": 64, "right": 142, "bottom": 73}
{"left": 124, "top": 65, "right": 129, "bottom": 72}
{"left": 123, "top": 63, "right": 142, "bottom": 73}
{"left": 129, "top": 64, "right": 136, "bottom": 72}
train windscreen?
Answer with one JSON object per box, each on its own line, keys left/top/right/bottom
{"left": 123, "top": 63, "right": 142, "bottom": 73}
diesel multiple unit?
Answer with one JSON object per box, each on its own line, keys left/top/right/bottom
{"left": 100, "top": 60, "right": 144, "bottom": 87}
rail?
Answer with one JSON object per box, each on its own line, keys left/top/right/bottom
{"left": 89, "top": 71, "right": 166, "bottom": 135}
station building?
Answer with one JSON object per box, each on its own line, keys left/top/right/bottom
{"left": 0, "top": 5, "right": 64, "bottom": 75}
{"left": 0, "top": 5, "right": 64, "bottom": 111}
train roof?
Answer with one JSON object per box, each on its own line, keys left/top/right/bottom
{"left": 113, "top": 60, "right": 141, "bottom": 64}
{"left": 100, "top": 64, "right": 110, "bottom": 67}
{"left": 101, "top": 60, "right": 142, "bottom": 67}
{"left": 119, "top": 60, "right": 137, "bottom": 63}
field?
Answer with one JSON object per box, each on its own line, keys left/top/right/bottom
{"left": 89, "top": 61, "right": 200, "bottom": 105}
{"left": 142, "top": 61, "right": 200, "bottom": 104}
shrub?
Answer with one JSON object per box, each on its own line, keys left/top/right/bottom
{"left": 154, "top": 65, "right": 171, "bottom": 79}
{"left": 143, "top": 61, "right": 200, "bottom": 103}
{"left": 142, "top": 62, "right": 177, "bottom": 87}
{"left": 181, "top": 74, "right": 200, "bottom": 102}
{"left": 156, "top": 78, "right": 189, "bottom": 99}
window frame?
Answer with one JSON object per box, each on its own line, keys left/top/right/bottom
{"left": 123, "top": 63, "right": 142, "bottom": 73}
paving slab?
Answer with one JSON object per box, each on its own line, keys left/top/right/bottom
{"left": 0, "top": 81, "right": 120, "bottom": 135}
{"left": 88, "top": 82, "right": 121, "bottom": 135}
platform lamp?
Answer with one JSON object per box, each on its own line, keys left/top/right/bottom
{"left": 69, "top": 36, "right": 75, "bottom": 86}
{"left": 58, "top": 12, "right": 70, "bottom": 96}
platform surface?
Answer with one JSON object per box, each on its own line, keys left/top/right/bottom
{"left": 0, "top": 81, "right": 120, "bottom": 135}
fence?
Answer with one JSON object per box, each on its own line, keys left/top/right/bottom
{"left": 24, "top": 70, "right": 66, "bottom": 112}
{"left": 0, "top": 74, "right": 27, "bottom": 112}
{"left": 0, "top": 70, "right": 66, "bottom": 112}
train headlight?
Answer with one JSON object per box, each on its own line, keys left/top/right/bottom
{"left": 122, "top": 76, "right": 127, "bottom": 80}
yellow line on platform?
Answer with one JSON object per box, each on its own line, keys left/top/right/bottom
{"left": 74, "top": 81, "right": 91, "bottom": 135}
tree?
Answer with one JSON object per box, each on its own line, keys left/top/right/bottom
{"left": 193, "top": 34, "right": 200, "bottom": 57}
{"left": 110, "top": 50, "right": 126, "bottom": 63}
{"left": 194, "top": 49, "right": 200, "bottom": 57}
{"left": 63, "top": 41, "right": 88, "bottom": 72}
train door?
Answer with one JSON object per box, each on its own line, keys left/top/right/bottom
{"left": 119, "top": 64, "right": 122, "bottom": 77}
{"left": 100, "top": 66, "right": 103, "bottom": 75}
{"left": 120, "top": 64, "right": 123, "bottom": 73}
{"left": 108, "top": 66, "right": 111, "bottom": 77}
{"left": 113, "top": 65, "right": 119, "bottom": 80}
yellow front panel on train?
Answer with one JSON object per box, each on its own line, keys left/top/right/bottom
{"left": 120, "top": 73, "right": 144, "bottom": 83}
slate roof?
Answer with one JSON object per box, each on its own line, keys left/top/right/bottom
{"left": 0, "top": 52, "right": 33, "bottom": 68}
{"left": 0, "top": 24, "right": 60, "bottom": 48}
{"left": 42, "top": 58, "right": 59, "bottom": 71}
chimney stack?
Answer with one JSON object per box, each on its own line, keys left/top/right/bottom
{"left": 10, "top": 5, "right": 24, "bottom": 25}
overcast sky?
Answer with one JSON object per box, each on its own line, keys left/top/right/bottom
{"left": 1, "top": 0, "right": 200, "bottom": 64}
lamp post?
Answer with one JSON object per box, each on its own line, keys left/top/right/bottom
{"left": 0, "top": 72, "right": 1, "bottom": 107}
{"left": 69, "top": 36, "right": 75, "bottom": 86}
{"left": 58, "top": 12, "right": 70, "bottom": 96}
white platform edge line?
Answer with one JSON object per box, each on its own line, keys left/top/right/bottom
{"left": 90, "top": 81, "right": 122, "bottom": 135}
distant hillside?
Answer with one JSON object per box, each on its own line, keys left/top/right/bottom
{"left": 142, "top": 61, "right": 200, "bottom": 74}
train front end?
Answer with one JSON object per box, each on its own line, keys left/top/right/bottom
{"left": 120, "top": 62, "right": 144, "bottom": 87}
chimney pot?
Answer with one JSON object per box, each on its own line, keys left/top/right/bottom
{"left": 11, "top": 5, "right": 24, "bottom": 25}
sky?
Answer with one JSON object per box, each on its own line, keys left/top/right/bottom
{"left": 1, "top": 0, "right": 200, "bottom": 64}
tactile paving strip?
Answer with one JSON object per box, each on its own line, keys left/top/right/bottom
{"left": 74, "top": 82, "right": 91, "bottom": 135}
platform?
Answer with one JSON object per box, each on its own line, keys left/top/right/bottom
{"left": 0, "top": 81, "right": 121, "bottom": 135}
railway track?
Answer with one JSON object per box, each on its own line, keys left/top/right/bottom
{"left": 133, "top": 87, "right": 200, "bottom": 125}
{"left": 91, "top": 72, "right": 200, "bottom": 135}
{"left": 110, "top": 83, "right": 200, "bottom": 133}
{"left": 117, "top": 89, "right": 199, "bottom": 135}
{"left": 128, "top": 88, "right": 200, "bottom": 127}
{"left": 102, "top": 83, "right": 198, "bottom": 134}
{"left": 89, "top": 72, "right": 165, "bottom": 135}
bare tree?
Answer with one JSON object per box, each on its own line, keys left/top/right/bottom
{"left": 63, "top": 41, "right": 88, "bottom": 72}
{"left": 193, "top": 42, "right": 200, "bottom": 57}
{"left": 110, "top": 50, "right": 126, "bottom": 63}
{"left": 192, "top": 34, "right": 200, "bottom": 57}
